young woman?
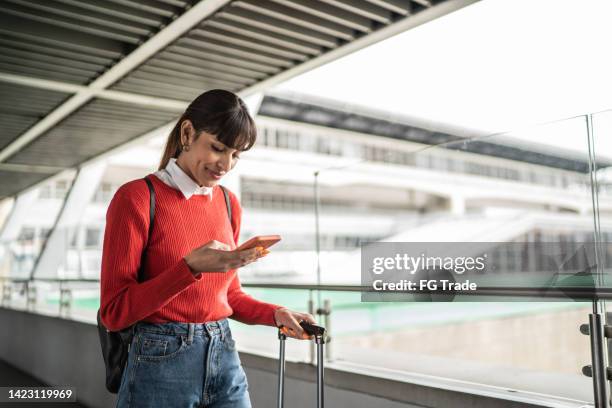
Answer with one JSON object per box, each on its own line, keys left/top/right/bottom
{"left": 100, "top": 89, "right": 315, "bottom": 407}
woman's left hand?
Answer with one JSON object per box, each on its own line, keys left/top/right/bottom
{"left": 273, "top": 308, "right": 317, "bottom": 340}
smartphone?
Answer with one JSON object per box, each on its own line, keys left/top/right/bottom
{"left": 236, "top": 235, "right": 282, "bottom": 251}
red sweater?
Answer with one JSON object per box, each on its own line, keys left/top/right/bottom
{"left": 100, "top": 175, "right": 280, "bottom": 332}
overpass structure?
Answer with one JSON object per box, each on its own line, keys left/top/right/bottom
{"left": 0, "top": 0, "right": 476, "bottom": 199}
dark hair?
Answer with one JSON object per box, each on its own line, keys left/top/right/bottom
{"left": 158, "top": 89, "right": 257, "bottom": 170}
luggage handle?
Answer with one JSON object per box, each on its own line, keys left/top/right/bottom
{"left": 277, "top": 321, "right": 326, "bottom": 408}
{"left": 299, "top": 321, "right": 326, "bottom": 342}
{"left": 278, "top": 321, "right": 326, "bottom": 341}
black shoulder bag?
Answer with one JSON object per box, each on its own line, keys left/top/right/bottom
{"left": 97, "top": 177, "right": 232, "bottom": 393}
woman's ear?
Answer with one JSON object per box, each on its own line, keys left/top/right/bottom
{"left": 180, "top": 120, "right": 196, "bottom": 146}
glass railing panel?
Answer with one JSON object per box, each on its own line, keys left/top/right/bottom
{"left": 312, "top": 114, "right": 597, "bottom": 404}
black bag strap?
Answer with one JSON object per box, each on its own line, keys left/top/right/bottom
{"left": 219, "top": 185, "right": 232, "bottom": 225}
{"left": 144, "top": 177, "right": 155, "bottom": 237}
{"left": 138, "top": 177, "right": 155, "bottom": 283}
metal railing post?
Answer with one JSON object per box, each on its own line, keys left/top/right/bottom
{"left": 26, "top": 282, "right": 37, "bottom": 310}
{"left": 581, "top": 312, "right": 612, "bottom": 408}
{"left": 315, "top": 333, "right": 325, "bottom": 408}
{"left": 308, "top": 292, "right": 315, "bottom": 365}
{"left": 323, "top": 299, "right": 332, "bottom": 362}
{"left": 2, "top": 282, "right": 10, "bottom": 306}
{"left": 590, "top": 313, "right": 610, "bottom": 407}
{"left": 277, "top": 330, "right": 286, "bottom": 408}
{"left": 59, "top": 284, "right": 72, "bottom": 316}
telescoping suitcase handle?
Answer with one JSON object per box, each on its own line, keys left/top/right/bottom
{"left": 277, "top": 321, "right": 326, "bottom": 408}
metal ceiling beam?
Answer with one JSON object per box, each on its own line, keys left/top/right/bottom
{"left": 218, "top": 7, "right": 339, "bottom": 48}
{"left": 239, "top": 0, "right": 478, "bottom": 98}
{"left": 0, "top": 163, "right": 65, "bottom": 174}
{"left": 0, "top": 72, "right": 188, "bottom": 111}
{"left": 0, "top": 2, "right": 142, "bottom": 44}
{"left": 203, "top": 18, "right": 323, "bottom": 55}
{"left": 98, "top": 89, "right": 187, "bottom": 110}
{"left": 318, "top": 0, "right": 393, "bottom": 24}
{"left": 234, "top": 0, "right": 356, "bottom": 40}
{"left": 138, "top": 64, "right": 256, "bottom": 85}
{"left": 412, "top": 0, "right": 433, "bottom": 7}
{"left": 177, "top": 36, "right": 295, "bottom": 67}
{"left": 0, "top": 12, "right": 127, "bottom": 58}
{"left": 103, "top": 0, "right": 180, "bottom": 18}
{"left": 0, "top": 47, "right": 104, "bottom": 73}
{"left": 148, "top": 55, "right": 269, "bottom": 79}
{"left": 0, "top": 0, "right": 231, "bottom": 163}
{"left": 165, "top": 45, "right": 281, "bottom": 73}
{"left": 0, "top": 36, "right": 112, "bottom": 65}
{"left": 190, "top": 27, "right": 309, "bottom": 60}
{"left": 270, "top": 0, "right": 374, "bottom": 33}
{"left": 367, "top": 0, "right": 412, "bottom": 15}
{"left": 0, "top": 72, "right": 82, "bottom": 94}
{"left": 54, "top": 0, "right": 169, "bottom": 26}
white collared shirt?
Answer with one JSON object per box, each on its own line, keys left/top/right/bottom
{"left": 153, "top": 158, "right": 213, "bottom": 200}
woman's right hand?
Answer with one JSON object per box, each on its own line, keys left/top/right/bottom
{"left": 184, "top": 240, "right": 267, "bottom": 276}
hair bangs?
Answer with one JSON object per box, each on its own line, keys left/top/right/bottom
{"left": 206, "top": 108, "right": 257, "bottom": 152}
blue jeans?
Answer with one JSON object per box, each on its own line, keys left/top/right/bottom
{"left": 116, "top": 320, "right": 251, "bottom": 408}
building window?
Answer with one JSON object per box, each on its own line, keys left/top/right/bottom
{"left": 70, "top": 229, "right": 79, "bottom": 248}
{"left": 94, "top": 182, "right": 115, "bottom": 203}
{"left": 17, "top": 227, "right": 35, "bottom": 242}
{"left": 55, "top": 180, "right": 69, "bottom": 198}
{"left": 85, "top": 228, "right": 101, "bottom": 248}
{"left": 276, "top": 130, "right": 288, "bottom": 149}
{"left": 39, "top": 185, "right": 52, "bottom": 199}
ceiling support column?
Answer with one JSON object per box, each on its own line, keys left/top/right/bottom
{"left": 30, "top": 161, "right": 107, "bottom": 280}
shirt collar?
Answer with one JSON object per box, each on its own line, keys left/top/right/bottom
{"left": 166, "top": 158, "right": 213, "bottom": 200}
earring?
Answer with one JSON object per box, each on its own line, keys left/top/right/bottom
{"left": 182, "top": 144, "right": 190, "bottom": 152}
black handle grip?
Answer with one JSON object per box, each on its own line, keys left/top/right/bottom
{"left": 300, "top": 321, "right": 325, "bottom": 337}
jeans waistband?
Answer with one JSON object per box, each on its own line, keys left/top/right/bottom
{"left": 134, "top": 319, "right": 229, "bottom": 340}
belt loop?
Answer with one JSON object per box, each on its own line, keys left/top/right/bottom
{"left": 187, "top": 323, "right": 194, "bottom": 345}
{"left": 220, "top": 321, "right": 225, "bottom": 341}
{"left": 203, "top": 323, "right": 211, "bottom": 338}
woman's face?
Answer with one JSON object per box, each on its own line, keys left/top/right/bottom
{"left": 176, "top": 121, "right": 241, "bottom": 188}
